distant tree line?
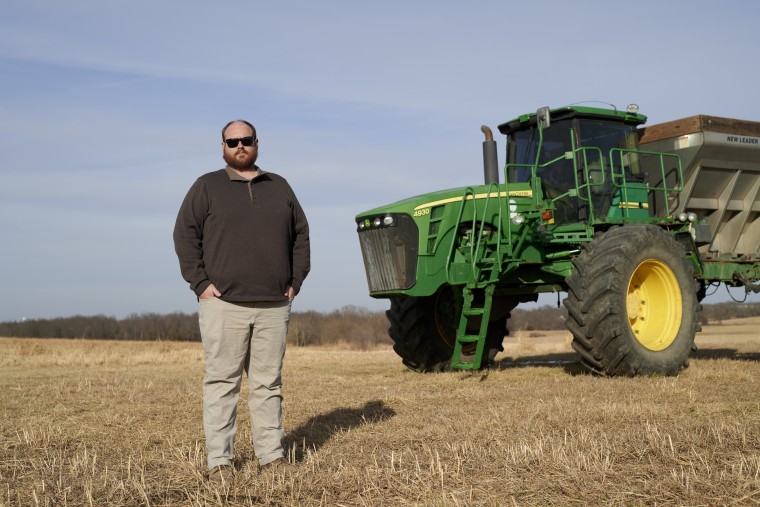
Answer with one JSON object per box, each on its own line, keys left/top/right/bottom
{"left": 0, "top": 312, "right": 200, "bottom": 342}
{"left": 0, "top": 306, "right": 391, "bottom": 348}
{"left": 697, "top": 301, "right": 760, "bottom": 324}
{"left": 507, "top": 301, "right": 760, "bottom": 330}
{"left": 1, "top": 302, "right": 758, "bottom": 345}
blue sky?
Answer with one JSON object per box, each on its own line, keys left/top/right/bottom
{"left": 1, "top": 0, "right": 759, "bottom": 321}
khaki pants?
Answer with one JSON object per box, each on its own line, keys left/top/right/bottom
{"left": 198, "top": 297, "right": 291, "bottom": 469}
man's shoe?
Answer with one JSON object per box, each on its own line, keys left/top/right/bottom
{"left": 261, "top": 457, "right": 295, "bottom": 471}
{"left": 208, "top": 464, "right": 234, "bottom": 485}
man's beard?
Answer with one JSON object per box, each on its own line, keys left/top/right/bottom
{"left": 224, "top": 149, "right": 256, "bottom": 171}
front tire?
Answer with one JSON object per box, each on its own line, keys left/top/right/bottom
{"left": 387, "top": 286, "right": 514, "bottom": 372}
{"left": 564, "top": 225, "right": 699, "bottom": 376}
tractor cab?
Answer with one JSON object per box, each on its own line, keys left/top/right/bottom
{"left": 499, "top": 106, "right": 647, "bottom": 224}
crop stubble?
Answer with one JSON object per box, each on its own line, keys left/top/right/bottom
{"left": 1, "top": 318, "right": 759, "bottom": 506}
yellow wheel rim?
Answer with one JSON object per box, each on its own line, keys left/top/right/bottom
{"left": 627, "top": 259, "right": 682, "bottom": 351}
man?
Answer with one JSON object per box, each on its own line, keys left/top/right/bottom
{"left": 173, "top": 119, "right": 310, "bottom": 482}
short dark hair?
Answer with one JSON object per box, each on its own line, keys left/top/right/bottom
{"left": 221, "top": 120, "right": 257, "bottom": 140}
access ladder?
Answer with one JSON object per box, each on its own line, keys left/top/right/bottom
{"left": 449, "top": 185, "right": 505, "bottom": 369}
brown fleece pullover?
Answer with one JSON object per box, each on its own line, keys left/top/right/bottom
{"left": 173, "top": 166, "right": 310, "bottom": 302}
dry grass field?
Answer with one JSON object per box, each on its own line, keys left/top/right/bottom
{"left": 1, "top": 318, "right": 759, "bottom": 506}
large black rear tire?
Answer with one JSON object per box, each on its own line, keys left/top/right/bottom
{"left": 564, "top": 225, "right": 700, "bottom": 376}
{"left": 387, "top": 286, "right": 517, "bottom": 372}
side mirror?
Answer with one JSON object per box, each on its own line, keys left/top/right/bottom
{"left": 537, "top": 106, "right": 551, "bottom": 129}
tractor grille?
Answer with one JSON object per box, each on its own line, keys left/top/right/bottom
{"left": 358, "top": 214, "right": 418, "bottom": 292}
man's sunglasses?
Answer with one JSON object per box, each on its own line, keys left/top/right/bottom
{"left": 224, "top": 136, "right": 256, "bottom": 148}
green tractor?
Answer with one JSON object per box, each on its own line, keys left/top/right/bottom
{"left": 355, "top": 105, "right": 760, "bottom": 376}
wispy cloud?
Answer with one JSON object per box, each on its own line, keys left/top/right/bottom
{"left": 1, "top": 0, "right": 759, "bottom": 320}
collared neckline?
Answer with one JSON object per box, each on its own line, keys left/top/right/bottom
{"left": 224, "top": 165, "right": 265, "bottom": 182}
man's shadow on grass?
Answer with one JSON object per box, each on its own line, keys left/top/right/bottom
{"left": 284, "top": 400, "right": 395, "bottom": 462}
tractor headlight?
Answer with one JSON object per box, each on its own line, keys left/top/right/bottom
{"left": 677, "top": 212, "right": 688, "bottom": 222}
{"left": 511, "top": 214, "right": 525, "bottom": 225}
{"left": 687, "top": 212, "right": 698, "bottom": 222}
{"left": 357, "top": 214, "right": 402, "bottom": 232}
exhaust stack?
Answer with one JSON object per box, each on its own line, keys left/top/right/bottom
{"left": 481, "top": 125, "right": 499, "bottom": 185}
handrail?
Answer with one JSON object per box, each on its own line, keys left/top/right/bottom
{"left": 610, "top": 148, "right": 683, "bottom": 218}
{"left": 445, "top": 183, "right": 505, "bottom": 286}
{"left": 471, "top": 182, "right": 503, "bottom": 285}
{"left": 445, "top": 186, "right": 476, "bottom": 285}
{"left": 502, "top": 163, "right": 514, "bottom": 257}
{"left": 502, "top": 138, "right": 684, "bottom": 227}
